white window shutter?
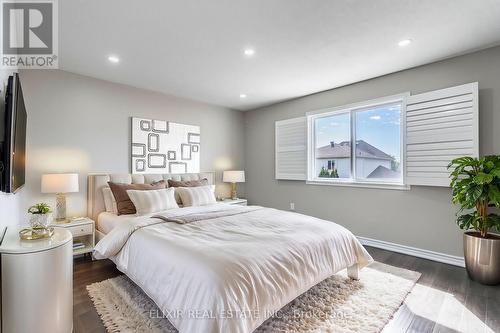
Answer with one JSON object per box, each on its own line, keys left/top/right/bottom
{"left": 406, "top": 82, "right": 479, "bottom": 186}
{"left": 275, "top": 117, "right": 307, "bottom": 180}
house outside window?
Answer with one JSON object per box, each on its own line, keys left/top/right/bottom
{"left": 308, "top": 96, "right": 405, "bottom": 187}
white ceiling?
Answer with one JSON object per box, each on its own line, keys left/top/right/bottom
{"left": 60, "top": 0, "right": 500, "bottom": 111}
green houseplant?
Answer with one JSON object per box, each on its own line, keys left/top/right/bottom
{"left": 28, "top": 203, "right": 52, "bottom": 229}
{"left": 448, "top": 155, "right": 500, "bottom": 285}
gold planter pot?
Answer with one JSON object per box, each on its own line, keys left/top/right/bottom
{"left": 463, "top": 232, "right": 500, "bottom": 285}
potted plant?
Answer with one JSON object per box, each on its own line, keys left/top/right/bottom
{"left": 448, "top": 156, "right": 500, "bottom": 285}
{"left": 28, "top": 203, "right": 52, "bottom": 229}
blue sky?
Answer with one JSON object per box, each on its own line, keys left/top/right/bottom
{"left": 315, "top": 103, "right": 401, "bottom": 161}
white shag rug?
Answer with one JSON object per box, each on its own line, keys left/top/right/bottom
{"left": 87, "top": 262, "right": 420, "bottom": 333}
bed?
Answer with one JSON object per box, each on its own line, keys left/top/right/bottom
{"left": 89, "top": 173, "right": 373, "bottom": 333}
{"left": 88, "top": 173, "right": 218, "bottom": 240}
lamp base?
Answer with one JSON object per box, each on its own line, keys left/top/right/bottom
{"left": 55, "top": 193, "right": 67, "bottom": 222}
{"left": 231, "top": 183, "right": 238, "bottom": 200}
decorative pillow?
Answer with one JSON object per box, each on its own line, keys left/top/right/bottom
{"left": 167, "top": 178, "right": 209, "bottom": 187}
{"left": 176, "top": 185, "right": 216, "bottom": 207}
{"left": 126, "top": 188, "right": 178, "bottom": 215}
{"left": 102, "top": 187, "right": 118, "bottom": 214}
{"left": 108, "top": 180, "right": 166, "bottom": 215}
{"left": 168, "top": 178, "right": 209, "bottom": 204}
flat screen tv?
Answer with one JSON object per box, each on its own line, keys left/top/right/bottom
{"left": 1, "top": 73, "right": 27, "bottom": 193}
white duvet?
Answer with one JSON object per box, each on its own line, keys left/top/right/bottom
{"left": 94, "top": 204, "right": 373, "bottom": 333}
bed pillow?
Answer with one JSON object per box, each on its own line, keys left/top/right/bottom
{"left": 167, "top": 178, "right": 209, "bottom": 187}
{"left": 126, "top": 188, "right": 178, "bottom": 215}
{"left": 102, "top": 187, "right": 118, "bottom": 214}
{"left": 108, "top": 180, "right": 166, "bottom": 215}
{"left": 176, "top": 185, "right": 216, "bottom": 207}
{"left": 168, "top": 178, "right": 209, "bottom": 204}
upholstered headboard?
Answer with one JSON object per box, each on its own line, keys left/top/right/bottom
{"left": 87, "top": 172, "right": 215, "bottom": 221}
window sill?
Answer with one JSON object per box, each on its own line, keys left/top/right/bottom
{"left": 306, "top": 179, "right": 411, "bottom": 191}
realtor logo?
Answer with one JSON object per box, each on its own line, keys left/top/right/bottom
{"left": 1, "top": 0, "right": 58, "bottom": 68}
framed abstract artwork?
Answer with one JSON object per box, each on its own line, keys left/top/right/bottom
{"left": 131, "top": 117, "right": 200, "bottom": 174}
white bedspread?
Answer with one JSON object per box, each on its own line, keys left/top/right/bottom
{"left": 94, "top": 204, "right": 373, "bottom": 333}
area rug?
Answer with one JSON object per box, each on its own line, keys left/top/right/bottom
{"left": 87, "top": 262, "right": 420, "bottom": 333}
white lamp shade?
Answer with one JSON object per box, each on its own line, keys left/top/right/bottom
{"left": 223, "top": 170, "right": 245, "bottom": 183}
{"left": 41, "top": 173, "right": 79, "bottom": 193}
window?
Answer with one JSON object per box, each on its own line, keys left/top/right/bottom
{"left": 314, "top": 112, "right": 351, "bottom": 179}
{"left": 277, "top": 83, "right": 477, "bottom": 187}
{"left": 308, "top": 97, "right": 404, "bottom": 187}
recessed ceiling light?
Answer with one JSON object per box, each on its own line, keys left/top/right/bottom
{"left": 398, "top": 39, "right": 412, "bottom": 47}
{"left": 108, "top": 55, "right": 120, "bottom": 63}
{"left": 239, "top": 94, "right": 247, "bottom": 99}
{"left": 243, "top": 48, "right": 255, "bottom": 56}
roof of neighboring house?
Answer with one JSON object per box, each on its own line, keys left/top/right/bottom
{"left": 316, "top": 140, "right": 394, "bottom": 160}
{"left": 367, "top": 165, "right": 400, "bottom": 179}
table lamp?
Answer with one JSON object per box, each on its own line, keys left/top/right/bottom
{"left": 41, "top": 173, "right": 79, "bottom": 223}
{"left": 223, "top": 170, "right": 245, "bottom": 200}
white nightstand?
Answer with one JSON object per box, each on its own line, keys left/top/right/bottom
{"left": 0, "top": 227, "right": 73, "bottom": 333}
{"left": 52, "top": 217, "right": 95, "bottom": 256}
{"left": 221, "top": 198, "right": 248, "bottom": 206}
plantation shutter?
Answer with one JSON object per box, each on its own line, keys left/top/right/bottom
{"left": 275, "top": 117, "right": 307, "bottom": 180}
{"left": 405, "top": 82, "right": 479, "bottom": 186}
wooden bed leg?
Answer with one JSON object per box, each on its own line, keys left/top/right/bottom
{"left": 347, "top": 264, "right": 359, "bottom": 280}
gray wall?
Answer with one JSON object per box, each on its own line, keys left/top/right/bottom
{"left": 244, "top": 46, "right": 500, "bottom": 257}
{"left": 5, "top": 70, "right": 245, "bottom": 225}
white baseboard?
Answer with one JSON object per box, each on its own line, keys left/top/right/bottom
{"left": 357, "top": 236, "right": 465, "bottom": 268}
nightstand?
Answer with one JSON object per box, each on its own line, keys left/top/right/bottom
{"left": 52, "top": 217, "right": 95, "bottom": 256}
{"left": 0, "top": 227, "right": 73, "bottom": 333}
{"left": 221, "top": 198, "right": 248, "bottom": 206}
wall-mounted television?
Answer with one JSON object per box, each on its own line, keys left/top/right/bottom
{"left": 1, "top": 73, "right": 27, "bottom": 193}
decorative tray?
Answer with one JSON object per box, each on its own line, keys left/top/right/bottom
{"left": 19, "top": 227, "right": 55, "bottom": 240}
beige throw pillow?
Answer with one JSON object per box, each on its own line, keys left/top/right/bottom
{"left": 176, "top": 185, "right": 216, "bottom": 207}
{"left": 168, "top": 178, "right": 209, "bottom": 204}
{"left": 126, "top": 188, "right": 178, "bottom": 215}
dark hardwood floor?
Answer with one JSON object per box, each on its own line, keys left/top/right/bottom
{"left": 73, "top": 256, "right": 121, "bottom": 333}
{"left": 73, "top": 247, "right": 499, "bottom": 333}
